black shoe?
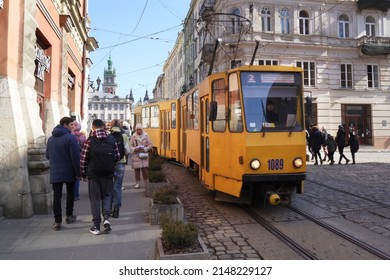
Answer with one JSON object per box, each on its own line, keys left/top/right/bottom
{"left": 52, "top": 223, "right": 61, "bottom": 231}
{"left": 89, "top": 226, "right": 101, "bottom": 235}
{"left": 103, "top": 220, "right": 112, "bottom": 233}
{"left": 346, "top": 159, "right": 350, "bottom": 165}
{"left": 65, "top": 215, "right": 77, "bottom": 224}
{"left": 112, "top": 208, "right": 119, "bottom": 218}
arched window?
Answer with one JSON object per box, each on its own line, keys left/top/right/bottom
{"left": 338, "top": 14, "right": 350, "bottom": 38}
{"left": 231, "top": 8, "right": 241, "bottom": 34}
{"left": 261, "top": 7, "right": 272, "bottom": 32}
{"left": 365, "top": 16, "right": 375, "bottom": 37}
{"left": 280, "top": 8, "right": 290, "bottom": 34}
{"left": 299, "top": 10, "right": 309, "bottom": 35}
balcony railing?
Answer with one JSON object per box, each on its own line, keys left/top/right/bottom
{"left": 201, "top": 43, "right": 215, "bottom": 63}
{"left": 358, "top": 36, "right": 390, "bottom": 56}
{"left": 199, "top": 0, "right": 216, "bottom": 18}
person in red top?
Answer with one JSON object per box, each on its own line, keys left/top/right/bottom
{"left": 80, "top": 119, "right": 120, "bottom": 235}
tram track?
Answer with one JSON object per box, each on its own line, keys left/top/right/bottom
{"left": 286, "top": 205, "right": 390, "bottom": 260}
{"left": 241, "top": 204, "right": 318, "bottom": 260}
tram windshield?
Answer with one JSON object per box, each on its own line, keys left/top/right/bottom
{"left": 240, "top": 72, "right": 304, "bottom": 132}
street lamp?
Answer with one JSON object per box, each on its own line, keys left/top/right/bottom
{"left": 96, "top": 77, "right": 101, "bottom": 92}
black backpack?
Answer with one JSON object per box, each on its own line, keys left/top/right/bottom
{"left": 88, "top": 136, "right": 116, "bottom": 176}
{"left": 110, "top": 131, "right": 125, "bottom": 160}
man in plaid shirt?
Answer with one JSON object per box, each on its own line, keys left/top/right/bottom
{"left": 80, "top": 119, "right": 120, "bottom": 235}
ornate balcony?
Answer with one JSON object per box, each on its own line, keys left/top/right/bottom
{"left": 359, "top": 36, "right": 390, "bottom": 56}
{"left": 199, "top": 0, "right": 216, "bottom": 19}
{"left": 357, "top": 0, "right": 390, "bottom": 12}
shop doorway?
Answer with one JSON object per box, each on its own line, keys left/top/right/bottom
{"left": 342, "top": 104, "right": 372, "bottom": 145}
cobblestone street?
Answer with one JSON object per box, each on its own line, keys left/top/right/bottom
{"left": 163, "top": 149, "right": 390, "bottom": 259}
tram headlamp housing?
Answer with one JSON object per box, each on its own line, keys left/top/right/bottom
{"left": 250, "top": 159, "right": 261, "bottom": 170}
{"left": 293, "top": 157, "right": 303, "bottom": 168}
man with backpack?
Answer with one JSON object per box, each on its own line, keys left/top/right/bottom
{"left": 109, "top": 119, "right": 130, "bottom": 218}
{"left": 80, "top": 119, "right": 120, "bottom": 235}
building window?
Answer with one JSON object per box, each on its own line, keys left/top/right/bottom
{"left": 259, "top": 59, "right": 278, "bottom": 65}
{"left": 100, "top": 104, "right": 104, "bottom": 110}
{"left": 113, "top": 114, "right": 118, "bottom": 119}
{"left": 365, "top": 16, "right": 375, "bottom": 37}
{"left": 261, "top": 7, "right": 272, "bottom": 32}
{"left": 94, "top": 104, "right": 98, "bottom": 110}
{"left": 299, "top": 10, "right": 309, "bottom": 35}
{"left": 108, "top": 104, "right": 112, "bottom": 110}
{"left": 297, "top": 61, "right": 316, "bottom": 87}
{"left": 367, "top": 65, "right": 379, "bottom": 89}
{"left": 340, "top": 64, "right": 353, "bottom": 89}
{"left": 231, "top": 8, "right": 241, "bottom": 34}
{"left": 114, "top": 104, "right": 118, "bottom": 110}
{"left": 338, "top": 14, "right": 350, "bottom": 38}
{"left": 280, "top": 8, "right": 290, "bottom": 34}
{"left": 120, "top": 104, "right": 124, "bottom": 110}
{"left": 231, "top": 60, "right": 241, "bottom": 69}
{"left": 88, "top": 104, "right": 92, "bottom": 110}
{"left": 100, "top": 114, "right": 104, "bottom": 119}
{"left": 120, "top": 114, "right": 124, "bottom": 119}
{"left": 108, "top": 114, "right": 112, "bottom": 120}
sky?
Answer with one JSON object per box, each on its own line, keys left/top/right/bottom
{"left": 87, "top": 0, "right": 191, "bottom": 102}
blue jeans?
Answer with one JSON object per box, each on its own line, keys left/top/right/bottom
{"left": 111, "top": 163, "right": 125, "bottom": 209}
{"left": 74, "top": 180, "right": 80, "bottom": 199}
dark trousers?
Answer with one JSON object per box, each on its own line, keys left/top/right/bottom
{"left": 328, "top": 151, "right": 335, "bottom": 164}
{"left": 338, "top": 145, "right": 349, "bottom": 163}
{"left": 52, "top": 182, "right": 75, "bottom": 223}
{"left": 88, "top": 177, "right": 113, "bottom": 228}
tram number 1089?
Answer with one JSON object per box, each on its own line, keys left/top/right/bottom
{"left": 267, "top": 159, "right": 284, "bottom": 170}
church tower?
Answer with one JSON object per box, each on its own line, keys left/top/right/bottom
{"left": 102, "top": 56, "right": 117, "bottom": 94}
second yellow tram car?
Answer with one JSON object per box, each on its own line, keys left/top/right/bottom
{"left": 133, "top": 65, "right": 306, "bottom": 205}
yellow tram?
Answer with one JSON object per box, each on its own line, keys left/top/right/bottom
{"left": 133, "top": 65, "right": 306, "bottom": 206}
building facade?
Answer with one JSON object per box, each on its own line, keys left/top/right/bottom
{"left": 170, "top": 0, "right": 390, "bottom": 148}
{"left": 0, "top": 0, "right": 96, "bottom": 218}
{"left": 87, "top": 57, "right": 133, "bottom": 129}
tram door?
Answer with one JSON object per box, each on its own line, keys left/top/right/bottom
{"left": 200, "top": 97, "right": 207, "bottom": 183}
{"left": 160, "top": 110, "right": 169, "bottom": 157}
{"left": 180, "top": 105, "right": 187, "bottom": 165}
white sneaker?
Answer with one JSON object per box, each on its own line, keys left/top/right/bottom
{"left": 122, "top": 187, "right": 125, "bottom": 190}
{"left": 134, "top": 183, "right": 140, "bottom": 189}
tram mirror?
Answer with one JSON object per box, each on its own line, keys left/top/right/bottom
{"left": 209, "top": 101, "right": 218, "bottom": 121}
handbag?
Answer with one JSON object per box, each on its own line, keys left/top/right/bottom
{"left": 138, "top": 152, "right": 149, "bottom": 159}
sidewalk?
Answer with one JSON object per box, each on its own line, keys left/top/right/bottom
{"left": 0, "top": 164, "right": 161, "bottom": 260}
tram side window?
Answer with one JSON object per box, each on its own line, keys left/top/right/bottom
{"left": 193, "top": 91, "right": 199, "bottom": 130}
{"left": 171, "top": 102, "right": 176, "bottom": 129}
{"left": 150, "top": 105, "right": 159, "bottom": 128}
{"left": 229, "top": 73, "right": 243, "bottom": 132}
{"left": 141, "top": 107, "right": 150, "bottom": 128}
{"left": 212, "top": 78, "right": 226, "bottom": 132}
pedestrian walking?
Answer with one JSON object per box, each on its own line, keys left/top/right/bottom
{"left": 335, "top": 124, "right": 350, "bottom": 164}
{"left": 321, "top": 127, "right": 329, "bottom": 161}
{"left": 309, "top": 125, "right": 324, "bottom": 165}
{"left": 326, "top": 134, "right": 337, "bottom": 165}
{"left": 347, "top": 131, "right": 359, "bottom": 164}
{"left": 109, "top": 119, "right": 130, "bottom": 218}
{"left": 80, "top": 119, "right": 120, "bottom": 235}
{"left": 130, "top": 123, "right": 153, "bottom": 189}
{"left": 71, "top": 120, "right": 86, "bottom": 201}
{"left": 46, "top": 117, "right": 80, "bottom": 231}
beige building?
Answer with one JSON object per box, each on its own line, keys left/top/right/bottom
{"left": 0, "top": 0, "right": 96, "bottom": 218}
{"left": 163, "top": 0, "right": 390, "bottom": 148}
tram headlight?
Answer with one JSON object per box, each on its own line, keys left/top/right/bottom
{"left": 250, "top": 159, "right": 261, "bottom": 170}
{"left": 293, "top": 157, "right": 303, "bottom": 168}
